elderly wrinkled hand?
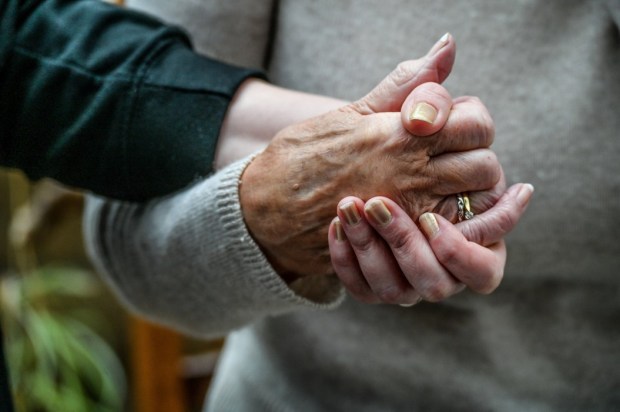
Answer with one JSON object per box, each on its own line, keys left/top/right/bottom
{"left": 325, "top": 40, "right": 534, "bottom": 305}
{"left": 239, "top": 35, "right": 508, "bottom": 282}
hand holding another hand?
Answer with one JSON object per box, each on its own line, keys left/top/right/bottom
{"left": 328, "top": 183, "right": 534, "bottom": 305}
{"left": 239, "top": 35, "right": 507, "bottom": 282}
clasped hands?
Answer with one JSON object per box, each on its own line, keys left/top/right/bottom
{"left": 239, "top": 34, "right": 533, "bottom": 306}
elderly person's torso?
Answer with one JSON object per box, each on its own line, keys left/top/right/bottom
{"left": 129, "top": 0, "right": 620, "bottom": 410}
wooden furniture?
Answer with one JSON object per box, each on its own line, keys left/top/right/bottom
{"left": 130, "top": 318, "right": 186, "bottom": 412}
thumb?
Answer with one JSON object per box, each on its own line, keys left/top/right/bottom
{"left": 351, "top": 33, "right": 455, "bottom": 115}
{"left": 400, "top": 82, "right": 453, "bottom": 137}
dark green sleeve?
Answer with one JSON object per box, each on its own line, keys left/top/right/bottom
{"left": 0, "top": 0, "right": 265, "bottom": 201}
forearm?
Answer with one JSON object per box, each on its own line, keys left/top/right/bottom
{"left": 0, "top": 0, "right": 262, "bottom": 201}
{"left": 82, "top": 79, "right": 347, "bottom": 332}
{"left": 215, "top": 78, "right": 347, "bottom": 169}
{"left": 83, "top": 157, "right": 343, "bottom": 337}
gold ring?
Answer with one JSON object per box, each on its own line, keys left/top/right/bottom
{"left": 456, "top": 193, "right": 474, "bottom": 222}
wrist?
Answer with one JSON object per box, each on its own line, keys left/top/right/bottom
{"left": 238, "top": 152, "right": 302, "bottom": 282}
{"left": 215, "top": 78, "right": 347, "bottom": 169}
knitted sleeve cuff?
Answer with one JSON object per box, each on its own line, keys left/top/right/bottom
{"left": 83, "top": 154, "right": 344, "bottom": 338}
{"left": 211, "top": 155, "right": 346, "bottom": 310}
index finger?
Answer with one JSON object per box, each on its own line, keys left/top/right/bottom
{"left": 425, "top": 96, "right": 496, "bottom": 155}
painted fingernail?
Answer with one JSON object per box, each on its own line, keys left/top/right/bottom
{"left": 340, "top": 201, "right": 361, "bottom": 225}
{"left": 428, "top": 32, "right": 450, "bottom": 56}
{"left": 409, "top": 102, "right": 438, "bottom": 124}
{"left": 517, "top": 183, "right": 535, "bottom": 207}
{"left": 365, "top": 199, "right": 392, "bottom": 226}
{"left": 419, "top": 212, "right": 439, "bottom": 238}
{"left": 334, "top": 218, "right": 346, "bottom": 241}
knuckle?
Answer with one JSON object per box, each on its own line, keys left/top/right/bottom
{"left": 483, "top": 111, "right": 495, "bottom": 141}
{"left": 416, "top": 82, "right": 449, "bottom": 101}
{"left": 483, "top": 148, "right": 499, "bottom": 165}
{"left": 460, "top": 219, "right": 489, "bottom": 246}
{"left": 389, "top": 229, "right": 417, "bottom": 256}
{"left": 478, "top": 113, "right": 495, "bottom": 146}
{"left": 437, "top": 241, "right": 460, "bottom": 267}
{"left": 461, "top": 100, "right": 495, "bottom": 147}
{"left": 392, "top": 61, "right": 417, "bottom": 87}
{"left": 351, "top": 234, "right": 375, "bottom": 253}
{"left": 345, "top": 227, "right": 376, "bottom": 254}
{"left": 477, "top": 151, "right": 501, "bottom": 186}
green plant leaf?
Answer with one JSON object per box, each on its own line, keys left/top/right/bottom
{"left": 2, "top": 267, "right": 127, "bottom": 412}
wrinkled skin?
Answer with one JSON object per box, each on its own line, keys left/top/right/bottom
{"left": 239, "top": 35, "right": 504, "bottom": 281}
{"left": 240, "top": 103, "right": 503, "bottom": 280}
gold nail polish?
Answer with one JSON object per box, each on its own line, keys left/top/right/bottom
{"left": 419, "top": 213, "right": 439, "bottom": 238}
{"left": 365, "top": 199, "right": 392, "bottom": 226}
{"left": 340, "top": 201, "right": 361, "bottom": 225}
{"left": 334, "top": 218, "right": 346, "bottom": 241}
{"left": 409, "top": 102, "right": 438, "bottom": 124}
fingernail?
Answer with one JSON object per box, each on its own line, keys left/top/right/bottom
{"left": 419, "top": 212, "right": 440, "bottom": 238}
{"left": 365, "top": 199, "right": 392, "bottom": 226}
{"left": 409, "top": 102, "right": 438, "bottom": 124}
{"left": 400, "top": 295, "right": 423, "bottom": 307}
{"left": 340, "top": 201, "right": 361, "bottom": 225}
{"left": 334, "top": 218, "right": 346, "bottom": 241}
{"left": 428, "top": 32, "right": 450, "bottom": 55}
{"left": 517, "top": 184, "right": 534, "bottom": 207}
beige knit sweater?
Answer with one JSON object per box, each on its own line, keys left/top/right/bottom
{"left": 85, "top": 1, "right": 620, "bottom": 410}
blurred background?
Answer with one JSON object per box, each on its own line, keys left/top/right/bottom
{"left": 2, "top": 0, "right": 227, "bottom": 408}
{"left": 0, "top": 169, "right": 221, "bottom": 412}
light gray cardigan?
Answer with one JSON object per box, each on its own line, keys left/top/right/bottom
{"left": 85, "top": 1, "right": 620, "bottom": 410}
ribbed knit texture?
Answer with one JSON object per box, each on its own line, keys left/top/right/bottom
{"left": 84, "top": 156, "right": 344, "bottom": 339}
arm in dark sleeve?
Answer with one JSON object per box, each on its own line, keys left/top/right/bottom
{"left": 0, "top": 0, "right": 265, "bottom": 201}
